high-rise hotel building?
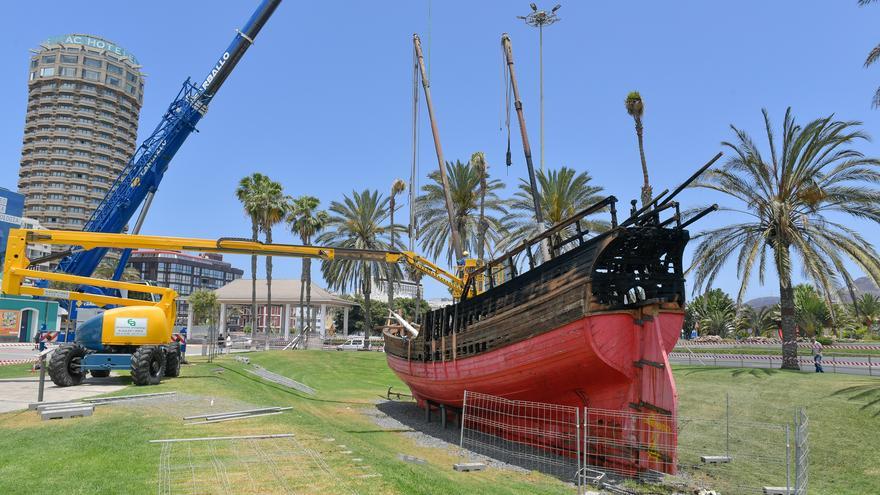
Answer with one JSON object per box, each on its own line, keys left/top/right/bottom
{"left": 18, "top": 34, "right": 145, "bottom": 232}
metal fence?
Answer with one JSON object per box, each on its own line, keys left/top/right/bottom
{"left": 670, "top": 350, "right": 877, "bottom": 376}
{"left": 460, "top": 390, "right": 809, "bottom": 494}
{"left": 460, "top": 391, "right": 581, "bottom": 482}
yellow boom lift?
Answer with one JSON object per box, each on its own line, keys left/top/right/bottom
{"left": 2, "top": 229, "right": 469, "bottom": 387}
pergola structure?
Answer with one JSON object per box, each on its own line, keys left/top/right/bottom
{"left": 197, "top": 279, "right": 357, "bottom": 339}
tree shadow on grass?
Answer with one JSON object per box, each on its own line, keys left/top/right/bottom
{"left": 828, "top": 385, "right": 880, "bottom": 417}
{"left": 729, "top": 368, "right": 779, "bottom": 378}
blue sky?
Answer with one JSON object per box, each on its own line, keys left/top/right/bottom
{"left": 3, "top": 1, "right": 880, "bottom": 300}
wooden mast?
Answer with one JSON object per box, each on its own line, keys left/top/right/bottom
{"left": 502, "top": 33, "right": 550, "bottom": 260}
{"left": 413, "top": 34, "right": 465, "bottom": 262}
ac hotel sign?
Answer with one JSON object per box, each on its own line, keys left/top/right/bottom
{"left": 45, "top": 34, "right": 138, "bottom": 64}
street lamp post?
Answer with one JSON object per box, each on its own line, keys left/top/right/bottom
{"left": 518, "top": 3, "right": 561, "bottom": 173}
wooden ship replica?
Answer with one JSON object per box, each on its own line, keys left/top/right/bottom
{"left": 382, "top": 33, "right": 719, "bottom": 475}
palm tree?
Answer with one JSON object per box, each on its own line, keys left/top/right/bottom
{"left": 794, "top": 284, "right": 831, "bottom": 338}
{"left": 689, "top": 108, "right": 880, "bottom": 369}
{"left": 318, "top": 189, "right": 403, "bottom": 349}
{"left": 738, "top": 305, "right": 778, "bottom": 337}
{"left": 625, "top": 91, "right": 652, "bottom": 206}
{"left": 503, "top": 166, "right": 607, "bottom": 261}
{"left": 256, "top": 179, "right": 287, "bottom": 350}
{"left": 388, "top": 179, "right": 407, "bottom": 311}
{"left": 415, "top": 160, "right": 509, "bottom": 266}
{"left": 470, "top": 152, "right": 490, "bottom": 261}
{"left": 686, "top": 289, "right": 737, "bottom": 337}
{"left": 861, "top": 0, "right": 880, "bottom": 106}
{"left": 288, "top": 195, "right": 329, "bottom": 347}
{"left": 235, "top": 173, "right": 267, "bottom": 342}
{"left": 854, "top": 293, "right": 880, "bottom": 331}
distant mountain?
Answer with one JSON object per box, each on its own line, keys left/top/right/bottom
{"left": 737, "top": 277, "right": 879, "bottom": 308}
{"left": 745, "top": 296, "right": 779, "bottom": 309}
{"left": 837, "top": 276, "right": 880, "bottom": 300}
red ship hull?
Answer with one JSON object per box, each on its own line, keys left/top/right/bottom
{"left": 386, "top": 310, "right": 681, "bottom": 410}
{"left": 385, "top": 308, "right": 682, "bottom": 474}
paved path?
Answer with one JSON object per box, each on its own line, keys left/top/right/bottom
{"left": 0, "top": 375, "right": 127, "bottom": 413}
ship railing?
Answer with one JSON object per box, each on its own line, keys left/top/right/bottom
{"left": 467, "top": 196, "right": 619, "bottom": 296}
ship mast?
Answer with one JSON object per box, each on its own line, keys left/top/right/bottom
{"left": 501, "top": 33, "right": 550, "bottom": 260}
{"left": 413, "top": 34, "right": 465, "bottom": 262}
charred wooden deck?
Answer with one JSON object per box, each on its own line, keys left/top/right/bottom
{"left": 384, "top": 196, "right": 690, "bottom": 364}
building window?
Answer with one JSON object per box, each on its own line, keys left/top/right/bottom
{"left": 106, "top": 63, "right": 123, "bottom": 75}
{"left": 126, "top": 84, "right": 136, "bottom": 95}
{"left": 126, "top": 72, "right": 137, "bottom": 83}
{"left": 82, "top": 70, "right": 100, "bottom": 81}
{"left": 106, "top": 75, "right": 120, "bottom": 87}
{"left": 59, "top": 67, "right": 76, "bottom": 77}
{"left": 42, "top": 55, "right": 56, "bottom": 64}
{"left": 83, "top": 57, "right": 101, "bottom": 68}
{"left": 30, "top": 72, "right": 36, "bottom": 81}
{"left": 60, "top": 54, "right": 78, "bottom": 64}
{"left": 31, "top": 60, "right": 38, "bottom": 68}
{"left": 40, "top": 67, "right": 55, "bottom": 77}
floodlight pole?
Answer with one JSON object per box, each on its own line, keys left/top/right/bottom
{"left": 519, "top": 4, "right": 561, "bottom": 173}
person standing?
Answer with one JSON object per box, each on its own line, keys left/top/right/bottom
{"left": 811, "top": 338, "right": 824, "bottom": 373}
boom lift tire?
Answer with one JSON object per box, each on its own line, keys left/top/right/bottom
{"left": 131, "top": 346, "right": 166, "bottom": 386}
{"left": 164, "top": 344, "right": 181, "bottom": 377}
{"left": 90, "top": 369, "right": 111, "bottom": 378}
{"left": 48, "top": 344, "right": 88, "bottom": 387}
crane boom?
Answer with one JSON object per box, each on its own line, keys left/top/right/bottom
{"left": 57, "top": 0, "right": 282, "bottom": 279}
{"left": 3, "top": 230, "right": 468, "bottom": 316}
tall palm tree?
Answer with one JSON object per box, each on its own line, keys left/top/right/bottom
{"left": 288, "top": 195, "right": 329, "bottom": 347}
{"left": 861, "top": 0, "right": 880, "bottom": 106}
{"left": 415, "top": 160, "right": 509, "bottom": 266}
{"left": 318, "top": 189, "right": 403, "bottom": 349}
{"left": 738, "top": 305, "right": 778, "bottom": 337}
{"left": 388, "top": 179, "right": 407, "bottom": 311}
{"left": 689, "top": 108, "right": 880, "bottom": 369}
{"left": 625, "top": 91, "right": 652, "bottom": 206}
{"left": 235, "top": 173, "right": 268, "bottom": 341}
{"left": 256, "top": 179, "right": 287, "bottom": 350}
{"left": 470, "top": 152, "right": 490, "bottom": 261}
{"left": 503, "top": 166, "right": 607, "bottom": 261}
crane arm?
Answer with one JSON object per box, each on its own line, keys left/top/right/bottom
{"left": 58, "top": 0, "right": 282, "bottom": 279}
{"left": 3, "top": 229, "right": 467, "bottom": 307}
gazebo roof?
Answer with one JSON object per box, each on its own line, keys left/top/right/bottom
{"left": 213, "top": 279, "right": 356, "bottom": 307}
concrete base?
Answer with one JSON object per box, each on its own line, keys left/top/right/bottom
{"left": 40, "top": 406, "right": 94, "bottom": 420}
{"left": 0, "top": 375, "right": 127, "bottom": 413}
{"left": 453, "top": 462, "right": 486, "bottom": 472}
{"left": 700, "top": 455, "right": 732, "bottom": 464}
{"left": 763, "top": 488, "right": 792, "bottom": 495}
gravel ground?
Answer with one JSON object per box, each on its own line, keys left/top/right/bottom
{"left": 366, "top": 399, "right": 533, "bottom": 474}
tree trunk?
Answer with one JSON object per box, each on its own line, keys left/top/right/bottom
{"left": 298, "top": 274, "right": 306, "bottom": 347}
{"left": 778, "top": 274, "right": 800, "bottom": 370}
{"left": 265, "top": 227, "right": 273, "bottom": 351}
{"left": 305, "top": 257, "right": 313, "bottom": 344}
{"left": 363, "top": 263, "right": 372, "bottom": 349}
{"left": 250, "top": 219, "right": 258, "bottom": 349}
{"left": 635, "top": 118, "right": 652, "bottom": 207}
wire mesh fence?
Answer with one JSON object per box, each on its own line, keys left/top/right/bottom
{"left": 459, "top": 390, "right": 809, "bottom": 494}
{"left": 459, "top": 391, "right": 581, "bottom": 482}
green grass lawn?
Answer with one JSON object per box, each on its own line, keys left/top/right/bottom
{"left": 675, "top": 365, "right": 880, "bottom": 494}
{"left": 0, "top": 363, "right": 37, "bottom": 379}
{"left": 0, "top": 353, "right": 877, "bottom": 494}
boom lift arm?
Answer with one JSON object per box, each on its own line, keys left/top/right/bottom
{"left": 56, "top": 0, "right": 283, "bottom": 280}
{"left": 3, "top": 230, "right": 468, "bottom": 322}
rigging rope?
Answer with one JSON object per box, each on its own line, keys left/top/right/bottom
{"left": 410, "top": 44, "right": 420, "bottom": 252}
{"left": 502, "top": 43, "right": 512, "bottom": 169}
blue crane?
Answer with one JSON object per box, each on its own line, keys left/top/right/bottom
{"left": 55, "top": 0, "right": 282, "bottom": 284}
